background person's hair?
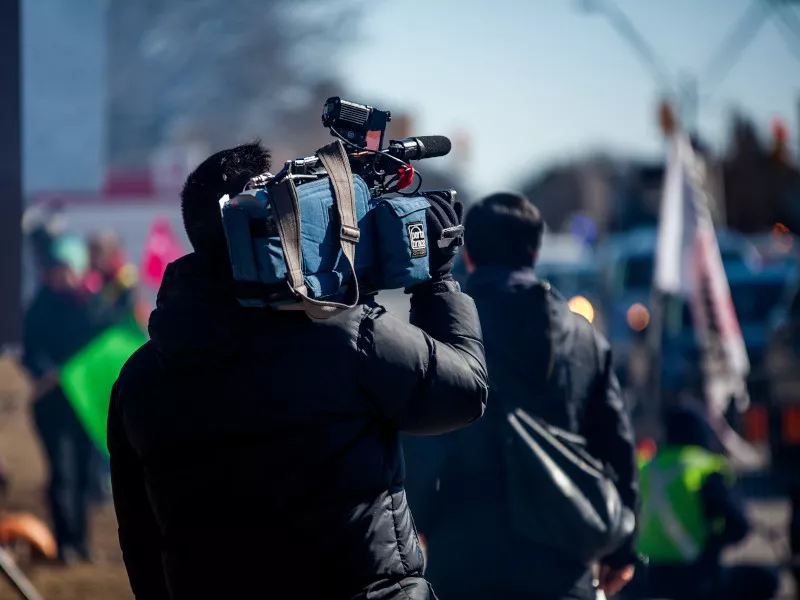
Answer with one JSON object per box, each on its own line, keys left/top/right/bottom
{"left": 181, "top": 141, "right": 271, "bottom": 259}
{"left": 664, "top": 402, "right": 718, "bottom": 451}
{"left": 463, "top": 192, "right": 544, "bottom": 268}
{"left": 88, "top": 229, "right": 124, "bottom": 260}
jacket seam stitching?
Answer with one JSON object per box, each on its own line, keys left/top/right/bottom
{"left": 390, "top": 492, "right": 412, "bottom": 579}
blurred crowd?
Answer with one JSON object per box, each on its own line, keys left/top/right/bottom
{"left": 15, "top": 214, "right": 142, "bottom": 564}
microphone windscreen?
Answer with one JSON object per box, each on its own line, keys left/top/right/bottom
{"left": 417, "top": 136, "right": 452, "bottom": 159}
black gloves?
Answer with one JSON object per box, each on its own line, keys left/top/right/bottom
{"left": 422, "top": 190, "right": 465, "bottom": 281}
{"left": 406, "top": 190, "right": 465, "bottom": 294}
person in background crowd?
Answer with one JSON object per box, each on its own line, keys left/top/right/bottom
{"left": 85, "top": 230, "right": 139, "bottom": 323}
{"left": 22, "top": 227, "right": 98, "bottom": 564}
{"left": 635, "top": 401, "right": 780, "bottom": 600}
{"left": 404, "top": 192, "right": 639, "bottom": 600}
{"left": 84, "top": 230, "right": 140, "bottom": 507}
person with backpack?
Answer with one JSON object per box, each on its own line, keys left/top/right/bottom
{"left": 403, "top": 192, "right": 640, "bottom": 600}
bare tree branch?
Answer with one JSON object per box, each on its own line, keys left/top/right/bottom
{"left": 108, "top": 0, "right": 366, "bottom": 164}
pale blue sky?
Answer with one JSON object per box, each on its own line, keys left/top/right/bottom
{"left": 337, "top": 0, "right": 800, "bottom": 195}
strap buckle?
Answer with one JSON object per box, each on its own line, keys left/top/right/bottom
{"left": 341, "top": 225, "right": 361, "bottom": 243}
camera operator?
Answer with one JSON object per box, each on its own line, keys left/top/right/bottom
{"left": 404, "top": 192, "right": 639, "bottom": 600}
{"left": 107, "top": 142, "right": 488, "bottom": 600}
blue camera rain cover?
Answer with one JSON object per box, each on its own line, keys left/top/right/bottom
{"left": 220, "top": 175, "right": 376, "bottom": 305}
{"left": 373, "top": 196, "right": 432, "bottom": 289}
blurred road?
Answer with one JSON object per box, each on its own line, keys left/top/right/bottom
{"left": 727, "top": 501, "right": 795, "bottom": 598}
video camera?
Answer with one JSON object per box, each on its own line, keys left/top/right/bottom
{"left": 219, "top": 98, "right": 461, "bottom": 317}
{"left": 247, "top": 97, "right": 453, "bottom": 197}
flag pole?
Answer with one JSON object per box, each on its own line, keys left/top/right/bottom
{"left": 646, "top": 288, "right": 666, "bottom": 436}
{"left": 647, "top": 100, "right": 678, "bottom": 438}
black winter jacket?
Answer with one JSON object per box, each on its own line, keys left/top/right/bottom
{"left": 22, "top": 286, "right": 99, "bottom": 380}
{"left": 108, "top": 253, "right": 488, "bottom": 600}
{"left": 403, "top": 266, "right": 639, "bottom": 600}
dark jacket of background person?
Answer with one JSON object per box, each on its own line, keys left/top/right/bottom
{"left": 22, "top": 246, "right": 101, "bottom": 562}
{"left": 107, "top": 252, "right": 488, "bottom": 600}
{"left": 23, "top": 285, "right": 98, "bottom": 384}
{"left": 404, "top": 266, "right": 639, "bottom": 600}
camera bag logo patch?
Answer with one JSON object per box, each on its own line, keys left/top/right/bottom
{"left": 407, "top": 222, "right": 427, "bottom": 258}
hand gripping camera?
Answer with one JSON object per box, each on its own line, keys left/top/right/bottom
{"left": 219, "top": 97, "right": 461, "bottom": 320}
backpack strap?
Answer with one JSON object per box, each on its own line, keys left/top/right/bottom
{"left": 541, "top": 281, "right": 556, "bottom": 383}
{"left": 269, "top": 140, "right": 360, "bottom": 321}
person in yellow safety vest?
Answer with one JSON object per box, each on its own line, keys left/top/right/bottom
{"left": 634, "top": 402, "right": 779, "bottom": 600}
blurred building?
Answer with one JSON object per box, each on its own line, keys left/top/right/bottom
{"left": 22, "top": 0, "right": 109, "bottom": 195}
{"left": 723, "top": 116, "right": 800, "bottom": 234}
{"left": 521, "top": 155, "right": 626, "bottom": 242}
{"left": 521, "top": 114, "right": 800, "bottom": 241}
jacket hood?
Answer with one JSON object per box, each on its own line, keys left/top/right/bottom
{"left": 148, "top": 253, "right": 260, "bottom": 368}
{"left": 465, "top": 265, "right": 554, "bottom": 390}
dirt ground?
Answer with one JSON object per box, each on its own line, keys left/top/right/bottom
{"left": 0, "top": 358, "right": 132, "bottom": 600}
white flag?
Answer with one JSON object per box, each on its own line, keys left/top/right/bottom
{"left": 653, "top": 132, "right": 759, "bottom": 466}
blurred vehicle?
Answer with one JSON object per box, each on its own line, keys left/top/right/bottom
{"left": 662, "top": 261, "right": 797, "bottom": 401}
{"left": 764, "top": 268, "right": 800, "bottom": 587}
{"left": 535, "top": 257, "right": 605, "bottom": 333}
{"left": 599, "top": 226, "right": 761, "bottom": 377}
{"left": 536, "top": 231, "right": 593, "bottom": 265}
{"left": 747, "top": 229, "right": 800, "bottom": 269}
{"left": 764, "top": 268, "right": 800, "bottom": 473}
{"left": 728, "top": 262, "right": 797, "bottom": 395}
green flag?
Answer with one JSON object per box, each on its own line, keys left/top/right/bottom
{"left": 60, "top": 318, "right": 148, "bottom": 455}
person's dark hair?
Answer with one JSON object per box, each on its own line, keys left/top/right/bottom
{"left": 463, "top": 192, "right": 543, "bottom": 268}
{"left": 181, "top": 141, "right": 271, "bottom": 259}
{"left": 664, "top": 402, "right": 715, "bottom": 450}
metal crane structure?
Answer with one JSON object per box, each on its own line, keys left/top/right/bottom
{"left": 578, "top": 0, "right": 800, "bottom": 142}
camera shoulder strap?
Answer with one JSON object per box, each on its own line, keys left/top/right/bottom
{"left": 269, "top": 139, "right": 360, "bottom": 321}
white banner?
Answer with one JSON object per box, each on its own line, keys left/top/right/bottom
{"left": 654, "top": 131, "right": 759, "bottom": 466}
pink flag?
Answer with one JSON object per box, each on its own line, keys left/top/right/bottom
{"left": 140, "top": 217, "right": 186, "bottom": 290}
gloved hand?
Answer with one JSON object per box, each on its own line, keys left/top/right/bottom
{"left": 420, "top": 190, "right": 465, "bottom": 282}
